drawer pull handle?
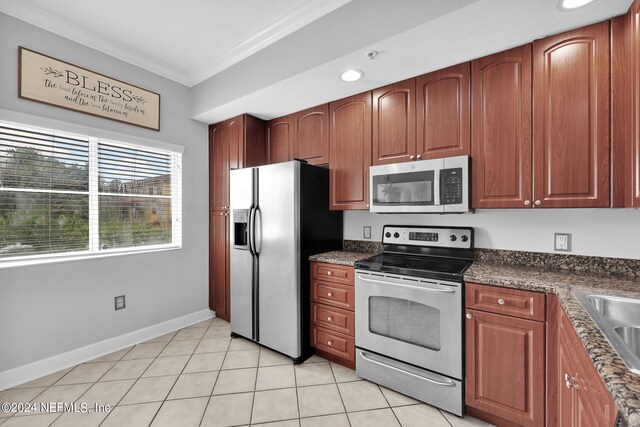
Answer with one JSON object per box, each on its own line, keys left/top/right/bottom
{"left": 327, "top": 271, "right": 332, "bottom": 276}
{"left": 327, "top": 316, "right": 333, "bottom": 322}
{"left": 498, "top": 298, "right": 505, "bottom": 305}
{"left": 466, "top": 313, "right": 472, "bottom": 320}
{"left": 327, "top": 292, "right": 333, "bottom": 297}
{"left": 327, "top": 340, "right": 333, "bottom": 346}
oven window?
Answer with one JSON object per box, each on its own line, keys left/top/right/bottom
{"left": 368, "top": 296, "right": 441, "bottom": 351}
{"left": 372, "top": 171, "right": 434, "bottom": 205}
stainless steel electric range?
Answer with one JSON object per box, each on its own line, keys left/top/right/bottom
{"left": 354, "top": 225, "right": 474, "bottom": 416}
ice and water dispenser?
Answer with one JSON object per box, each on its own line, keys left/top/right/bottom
{"left": 233, "top": 209, "right": 249, "bottom": 249}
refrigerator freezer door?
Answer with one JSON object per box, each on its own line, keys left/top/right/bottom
{"left": 256, "top": 162, "right": 301, "bottom": 358}
{"left": 230, "top": 167, "right": 255, "bottom": 340}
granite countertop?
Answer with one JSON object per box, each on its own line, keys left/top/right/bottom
{"left": 308, "top": 250, "right": 378, "bottom": 267}
{"left": 465, "top": 262, "right": 640, "bottom": 426}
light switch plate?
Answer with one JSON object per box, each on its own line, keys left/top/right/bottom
{"left": 115, "top": 295, "right": 126, "bottom": 310}
{"left": 554, "top": 233, "right": 571, "bottom": 252}
{"left": 363, "top": 226, "right": 371, "bottom": 239}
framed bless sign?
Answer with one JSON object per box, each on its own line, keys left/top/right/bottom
{"left": 18, "top": 47, "right": 161, "bottom": 131}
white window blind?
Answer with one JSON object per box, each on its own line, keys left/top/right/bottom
{"left": 0, "top": 121, "right": 182, "bottom": 262}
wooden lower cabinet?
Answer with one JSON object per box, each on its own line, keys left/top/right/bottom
{"left": 310, "top": 262, "right": 355, "bottom": 368}
{"left": 551, "top": 297, "right": 618, "bottom": 427}
{"left": 466, "top": 285, "right": 619, "bottom": 427}
{"left": 465, "top": 306, "right": 545, "bottom": 427}
{"left": 209, "top": 210, "right": 230, "bottom": 321}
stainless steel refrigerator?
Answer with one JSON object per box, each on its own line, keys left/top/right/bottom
{"left": 229, "top": 160, "right": 343, "bottom": 362}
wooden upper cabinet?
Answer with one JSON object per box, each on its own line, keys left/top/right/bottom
{"left": 267, "top": 115, "right": 293, "bottom": 164}
{"left": 227, "top": 115, "right": 244, "bottom": 170}
{"left": 372, "top": 79, "right": 416, "bottom": 165}
{"left": 416, "top": 63, "right": 470, "bottom": 160}
{"left": 471, "top": 45, "right": 533, "bottom": 209}
{"left": 612, "top": 0, "right": 640, "bottom": 207}
{"left": 532, "top": 21, "right": 611, "bottom": 208}
{"left": 209, "top": 124, "right": 229, "bottom": 211}
{"left": 292, "top": 104, "right": 329, "bottom": 165}
{"left": 329, "top": 92, "right": 372, "bottom": 210}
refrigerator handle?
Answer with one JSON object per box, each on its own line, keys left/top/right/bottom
{"left": 248, "top": 206, "right": 256, "bottom": 255}
{"left": 254, "top": 207, "right": 262, "bottom": 254}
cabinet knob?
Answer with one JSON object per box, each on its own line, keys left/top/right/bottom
{"left": 465, "top": 313, "right": 472, "bottom": 319}
{"left": 327, "top": 292, "right": 333, "bottom": 297}
{"left": 409, "top": 155, "right": 415, "bottom": 160}
{"left": 416, "top": 154, "right": 422, "bottom": 159}
{"left": 524, "top": 200, "right": 531, "bottom": 206}
{"left": 327, "top": 340, "right": 333, "bottom": 346}
{"left": 327, "top": 271, "right": 332, "bottom": 276}
{"left": 534, "top": 200, "right": 541, "bottom": 206}
{"left": 327, "top": 316, "right": 333, "bottom": 322}
{"left": 498, "top": 298, "right": 505, "bottom": 305}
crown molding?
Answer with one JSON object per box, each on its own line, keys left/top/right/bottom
{"left": 1, "top": 0, "right": 352, "bottom": 87}
{"left": 187, "top": 0, "right": 352, "bottom": 86}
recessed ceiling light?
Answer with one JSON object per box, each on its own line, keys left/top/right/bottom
{"left": 558, "top": 0, "right": 596, "bottom": 10}
{"left": 339, "top": 69, "right": 364, "bottom": 82}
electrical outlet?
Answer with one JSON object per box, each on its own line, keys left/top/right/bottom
{"left": 554, "top": 233, "right": 571, "bottom": 252}
{"left": 363, "top": 226, "right": 372, "bottom": 239}
{"left": 114, "top": 295, "right": 126, "bottom": 310}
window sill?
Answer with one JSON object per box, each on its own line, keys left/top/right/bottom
{"left": 0, "top": 245, "right": 182, "bottom": 270}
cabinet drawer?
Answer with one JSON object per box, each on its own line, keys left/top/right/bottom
{"left": 312, "top": 325, "right": 355, "bottom": 362}
{"left": 312, "top": 280, "right": 355, "bottom": 310}
{"left": 312, "top": 262, "right": 354, "bottom": 285}
{"left": 466, "top": 282, "right": 545, "bottom": 321}
{"left": 311, "top": 302, "right": 355, "bottom": 336}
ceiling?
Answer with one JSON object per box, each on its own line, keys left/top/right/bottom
{"left": 0, "top": 0, "right": 635, "bottom": 124}
{"left": 0, "top": 0, "right": 352, "bottom": 86}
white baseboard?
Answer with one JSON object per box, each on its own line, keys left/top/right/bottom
{"left": 0, "top": 309, "right": 215, "bottom": 391}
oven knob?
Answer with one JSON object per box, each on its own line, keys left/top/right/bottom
{"left": 461, "top": 235, "right": 469, "bottom": 242}
{"left": 393, "top": 232, "right": 400, "bottom": 238}
{"left": 449, "top": 235, "right": 457, "bottom": 242}
{"left": 385, "top": 232, "right": 391, "bottom": 238}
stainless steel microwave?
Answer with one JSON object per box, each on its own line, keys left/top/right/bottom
{"left": 369, "top": 155, "right": 469, "bottom": 213}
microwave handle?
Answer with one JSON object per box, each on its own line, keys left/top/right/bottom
{"left": 434, "top": 169, "right": 441, "bottom": 206}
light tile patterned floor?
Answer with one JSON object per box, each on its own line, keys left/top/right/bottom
{"left": 0, "top": 318, "right": 494, "bottom": 426}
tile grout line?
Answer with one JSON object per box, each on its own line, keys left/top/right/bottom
{"left": 199, "top": 321, "right": 233, "bottom": 427}
{"left": 98, "top": 333, "right": 173, "bottom": 426}
{"left": 328, "top": 362, "right": 352, "bottom": 426}
{"left": 147, "top": 322, "right": 212, "bottom": 427}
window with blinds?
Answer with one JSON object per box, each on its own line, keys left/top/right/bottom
{"left": 0, "top": 121, "right": 182, "bottom": 261}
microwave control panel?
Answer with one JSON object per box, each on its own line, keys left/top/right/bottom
{"left": 441, "top": 168, "right": 463, "bottom": 205}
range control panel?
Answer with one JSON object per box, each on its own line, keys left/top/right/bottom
{"left": 382, "top": 226, "right": 473, "bottom": 250}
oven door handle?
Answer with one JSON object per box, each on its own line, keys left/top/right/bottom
{"left": 358, "top": 351, "right": 457, "bottom": 387}
{"left": 357, "top": 275, "right": 456, "bottom": 293}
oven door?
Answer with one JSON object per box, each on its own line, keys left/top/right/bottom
{"left": 355, "top": 271, "right": 462, "bottom": 379}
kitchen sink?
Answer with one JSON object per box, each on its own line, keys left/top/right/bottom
{"left": 574, "top": 291, "right": 640, "bottom": 374}
{"left": 586, "top": 295, "right": 640, "bottom": 325}
{"left": 615, "top": 326, "right": 640, "bottom": 359}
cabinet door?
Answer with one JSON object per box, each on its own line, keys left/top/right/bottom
{"left": 533, "top": 22, "right": 610, "bottom": 208}
{"left": 267, "top": 116, "right": 293, "bottom": 164}
{"left": 227, "top": 115, "right": 244, "bottom": 170}
{"left": 416, "top": 63, "right": 470, "bottom": 160}
{"left": 558, "top": 309, "right": 617, "bottom": 427}
{"left": 209, "top": 124, "right": 229, "bottom": 211}
{"left": 210, "top": 210, "right": 229, "bottom": 320}
{"left": 471, "top": 45, "right": 533, "bottom": 208}
{"left": 372, "top": 79, "right": 416, "bottom": 165}
{"left": 465, "top": 309, "right": 545, "bottom": 427}
{"left": 292, "top": 105, "right": 329, "bottom": 165}
{"left": 612, "top": 0, "right": 640, "bottom": 207}
{"left": 329, "top": 92, "right": 372, "bottom": 210}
